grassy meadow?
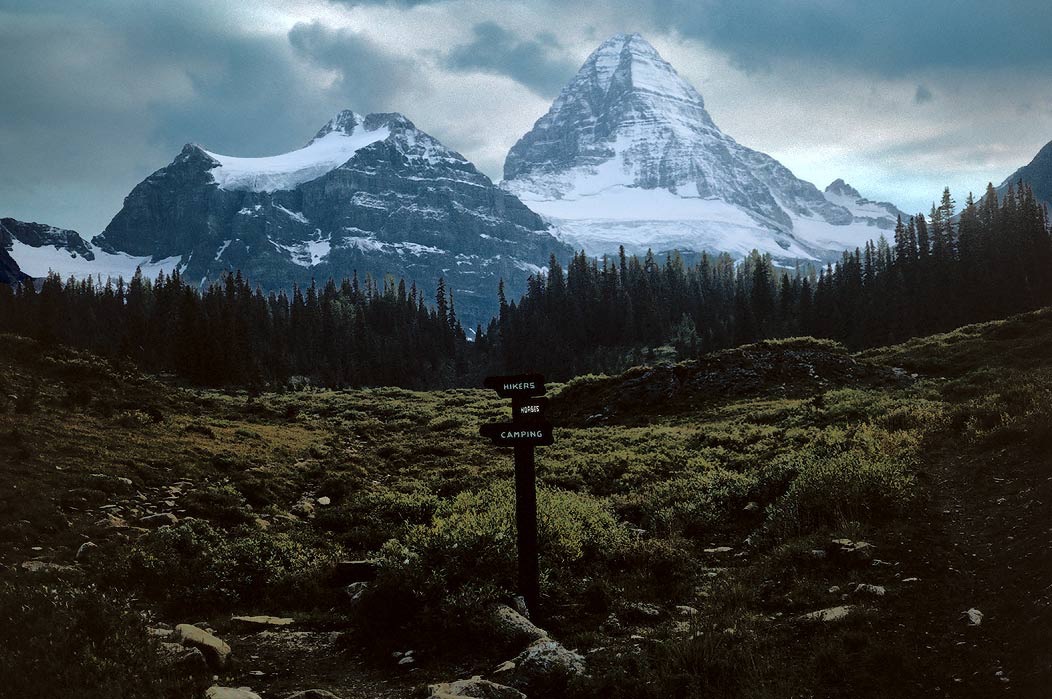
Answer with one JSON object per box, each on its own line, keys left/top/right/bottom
{"left": 1, "top": 307, "right": 1051, "bottom": 697}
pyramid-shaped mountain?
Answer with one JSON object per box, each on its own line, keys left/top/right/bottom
{"left": 503, "top": 33, "right": 902, "bottom": 260}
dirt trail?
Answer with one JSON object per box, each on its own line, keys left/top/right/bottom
{"left": 874, "top": 446, "right": 1052, "bottom": 697}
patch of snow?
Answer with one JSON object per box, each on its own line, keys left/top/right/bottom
{"left": 214, "top": 240, "right": 232, "bottom": 261}
{"left": 204, "top": 125, "right": 390, "bottom": 192}
{"left": 9, "top": 240, "right": 183, "bottom": 281}
{"left": 275, "top": 205, "right": 309, "bottom": 224}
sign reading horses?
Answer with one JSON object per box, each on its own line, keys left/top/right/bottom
{"left": 480, "top": 374, "right": 553, "bottom": 616}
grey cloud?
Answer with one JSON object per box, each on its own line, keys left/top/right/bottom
{"left": 636, "top": 0, "right": 1052, "bottom": 77}
{"left": 914, "top": 85, "right": 933, "bottom": 104}
{"left": 288, "top": 21, "right": 422, "bottom": 113}
{"left": 444, "top": 22, "right": 578, "bottom": 97}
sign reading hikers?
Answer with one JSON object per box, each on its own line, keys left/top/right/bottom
{"left": 480, "top": 374, "right": 553, "bottom": 615}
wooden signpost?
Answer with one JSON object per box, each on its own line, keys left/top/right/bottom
{"left": 480, "top": 373, "right": 553, "bottom": 615}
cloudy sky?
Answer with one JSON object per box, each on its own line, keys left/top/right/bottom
{"left": 3, "top": 0, "right": 1052, "bottom": 235}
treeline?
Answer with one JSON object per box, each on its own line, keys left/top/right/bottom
{"left": 482, "top": 182, "right": 1052, "bottom": 379}
{"left": 1, "top": 183, "right": 1049, "bottom": 389}
{"left": 0, "top": 270, "right": 473, "bottom": 389}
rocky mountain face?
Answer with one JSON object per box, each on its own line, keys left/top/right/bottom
{"left": 0, "top": 246, "right": 26, "bottom": 285}
{"left": 502, "top": 33, "right": 903, "bottom": 261}
{"left": 998, "top": 140, "right": 1052, "bottom": 208}
{"left": 50, "top": 111, "right": 571, "bottom": 329}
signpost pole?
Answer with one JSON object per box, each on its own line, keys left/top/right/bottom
{"left": 513, "top": 443, "right": 540, "bottom": 615}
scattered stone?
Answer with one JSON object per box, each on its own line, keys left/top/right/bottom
{"left": 492, "top": 604, "right": 549, "bottom": 648}
{"left": 703, "top": 546, "right": 733, "bottom": 554}
{"left": 428, "top": 675, "right": 525, "bottom": 699}
{"left": 798, "top": 605, "right": 854, "bottom": 623}
{"left": 854, "top": 584, "right": 886, "bottom": 596}
{"left": 502, "top": 639, "right": 586, "bottom": 690}
{"left": 158, "top": 642, "right": 208, "bottom": 674}
{"left": 902, "top": 577, "right": 919, "bottom": 583}
{"left": 147, "top": 627, "right": 174, "bottom": 639}
{"left": 205, "top": 688, "right": 260, "bottom": 699}
{"left": 345, "top": 581, "right": 369, "bottom": 602}
{"left": 963, "top": 608, "right": 983, "bottom": 626}
{"left": 674, "top": 605, "right": 699, "bottom": 618}
{"left": 20, "top": 560, "right": 75, "bottom": 574}
{"left": 75, "top": 542, "right": 98, "bottom": 561}
{"left": 743, "top": 501, "right": 760, "bottom": 513}
{"left": 828, "top": 585, "right": 841, "bottom": 594}
{"left": 316, "top": 496, "right": 331, "bottom": 506}
{"left": 231, "top": 615, "right": 294, "bottom": 629}
{"left": 333, "top": 559, "right": 379, "bottom": 584}
{"left": 809, "top": 549, "right": 827, "bottom": 559}
{"left": 397, "top": 655, "right": 415, "bottom": 666}
{"left": 286, "top": 691, "right": 343, "bottom": 699}
{"left": 175, "top": 623, "right": 231, "bottom": 669}
{"left": 140, "top": 512, "right": 178, "bottom": 528}
{"left": 828, "top": 539, "right": 874, "bottom": 565}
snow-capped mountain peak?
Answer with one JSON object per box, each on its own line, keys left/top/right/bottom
{"left": 503, "top": 33, "right": 905, "bottom": 261}
{"left": 825, "top": 178, "right": 863, "bottom": 199}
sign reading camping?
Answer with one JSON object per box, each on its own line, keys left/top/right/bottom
{"left": 479, "top": 374, "right": 553, "bottom": 616}
{"left": 479, "top": 421, "right": 554, "bottom": 446}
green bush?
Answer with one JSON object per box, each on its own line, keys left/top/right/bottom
{"left": 0, "top": 582, "right": 200, "bottom": 698}
{"left": 763, "top": 448, "right": 916, "bottom": 540}
{"left": 360, "top": 482, "right": 629, "bottom": 649}
{"left": 122, "top": 519, "right": 338, "bottom": 612}
{"left": 643, "top": 467, "right": 757, "bottom": 538}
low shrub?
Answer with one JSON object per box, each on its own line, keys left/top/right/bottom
{"left": 122, "top": 519, "right": 339, "bottom": 612}
{"left": 763, "top": 448, "right": 917, "bottom": 540}
{"left": 0, "top": 582, "right": 201, "bottom": 698}
{"left": 642, "top": 468, "right": 757, "bottom": 538}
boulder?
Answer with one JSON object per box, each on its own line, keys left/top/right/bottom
{"left": 140, "top": 512, "right": 179, "bottom": 528}
{"left": 499, "top": 639, "right": 586, "bottom": 691}
{"left": 828, "top": 539, "right": 874, "bottom": 565}
{"left": 491, "top": 604, "right": 549, "bottom": 648}
{"left": 175, "top": 623, "right": 231, "bottom": 669}
{"left": 428, "top": 676, "right": 525, "bottom": 699}
{"left": 286, "top": 691, "right": 343, "bottom": 699}
{"left": 205, "top": 688, "right": 260, "bottom": 699}
{"left": 75, "top": 541, "right": 98, "bottom": 561}
{"left": 963, "top": 608, "right": 983, "bottom": 626}
{"left": 158, "top": 641, "right": 208, "bottom": 674}
{"left": 231, "top": 615, "right": 295, "bottom": 629}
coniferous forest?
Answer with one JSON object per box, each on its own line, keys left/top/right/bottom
{"left": 1, "top": 183, "right": 1049, "bottom": 387}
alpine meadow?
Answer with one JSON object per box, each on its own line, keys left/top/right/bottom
{"left": 2, "top": 7, "right": 1052, "bottom": 699}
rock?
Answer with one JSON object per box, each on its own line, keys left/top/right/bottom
{"left": 140, "top": 512, "right": 178, "bottom": 528}
{"left": 427, "top": 675, "right": 526, "bottom": 699}
{"left": 703, "top": 546, "right": 733, "bottom": 554}
{"left": 286, "top": 691, "right": 343, "bottom": 699}
{"left": 147, "top": 626, "right": 174, "bottom": 639}
{"left": 231, "top": 615, "right": 295, "bottom": 629}
{"left": 798, "top": 605, "right": 854, "bottom": 622}
{"left": 854, "top": 584, "right": 886, "bottom": 596}
{"left": 622, "top": 602, "right": 662, "bottom": 623}
{"left": 503, "top": 639, "right": 586, "bottom": 690}
{"left": 158, "top": 641, "right": 208, "bottom": 674}
{"left": 491, "top": 604, "right": 549, "bottom": 648}
{"left": 397, "top": 655, "right": 415, "bottom": 666}
{"left": 205, "top": 688, "right": 260, "bottom": 699}
{"left": 674, "top": 605, "right": 699, "bottom": 618}
{"left": 75, "top": 541, "right": 98, "bottom": 561}
{"left": 345, "top": 581, "right": 369, "bottom": 602}
{"left": 828, "top": 539, "right": 874, "bottom": 565}
{"left": 316, "top": 496, "right": 331, "bottom": 506}
{"left": 175, "top": 623, "right": 231, "bottom": 669}
{"left": 743, "top": 501, "right": 761, "bottom": 513}
{"left": 20, "top": 560, "right": 76, "bottom": 574}
{"left": 333, "top": 559, "right": 378, "bottom": 584}
{"left": 963, "top": 608, "right": 983, "bottom": 626}
{"left": 828, "top": 585, "right": 841, "bottom": 594}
